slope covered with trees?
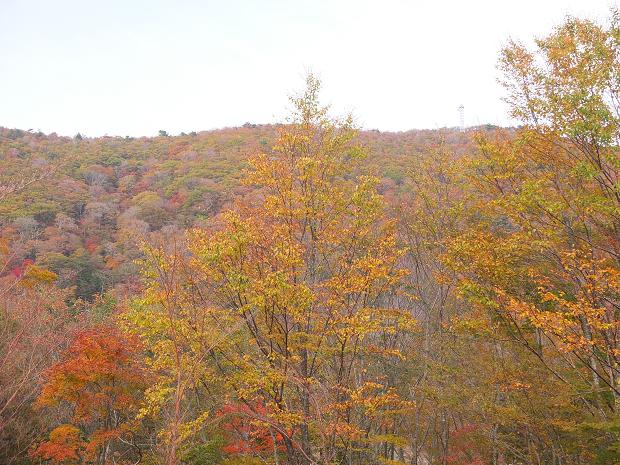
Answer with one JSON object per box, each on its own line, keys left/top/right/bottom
{"left": 2, "top": 10, "right": 620, "bottom": 465}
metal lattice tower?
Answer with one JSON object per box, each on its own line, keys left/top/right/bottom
{"left": 458, "top": 104, "right": 464, "bottom": 131}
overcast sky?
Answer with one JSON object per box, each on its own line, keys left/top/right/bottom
{"left": 0, "top": 0, "right": 616, "bottom": 137}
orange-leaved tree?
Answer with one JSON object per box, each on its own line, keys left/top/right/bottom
{"left": 31, "top": 325, "right": 146, "bottom": 465}
{"left": 186, "top": 74, "right": 416, "bottom": 465}
{"left": 443, "top": 10, "right": 620, "bottom": 464}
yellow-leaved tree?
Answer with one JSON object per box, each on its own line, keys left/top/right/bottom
{"left": 442, "top": 10, "right": 620, "bottom": 464}
{"left": 125, "top": 75, "right": 416, "bottom": 465}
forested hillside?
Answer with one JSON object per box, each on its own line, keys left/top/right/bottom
{"left": 0, "top": 124, "right": 479, "bottom": 301}
{"left": 2, "top": 11, "right": 620, "bottom": 465}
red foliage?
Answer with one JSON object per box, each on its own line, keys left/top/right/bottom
{"left": 11, "top": 258, "right": 33, "bottom": 278}
{"left": 169, "top": 190, "right": 187, "bottom": 209}
{"left": 446, "top": 424, "right": 484, "bottom": 465}
{"left": 217, "top": 401, "right": 285, "bottom": 455}
{"left": 84, "top": 237, "right": 99, "bottom": 253}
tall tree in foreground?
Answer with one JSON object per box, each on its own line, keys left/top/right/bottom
{"left": 128, "top": 75, "right": 416, "bottom": 465}
{"left": 189, "top": 74, "right": 416, "bottom": 465}
{"left": 442, "top": 10, "right": 620, "bottom": 464}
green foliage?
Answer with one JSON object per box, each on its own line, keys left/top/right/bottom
{"left": 43, "top": 249, "right": 105, "bottom": 301}
{"left": 181, "top": 436, "right": 224, "bottom": 465}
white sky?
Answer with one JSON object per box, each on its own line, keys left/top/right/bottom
{"left": 0, "top": 0, "right": 615, "bottom": 137}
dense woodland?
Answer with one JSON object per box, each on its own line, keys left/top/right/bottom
{"left": 2, "top": 12, "right": 620, "bottom": 465}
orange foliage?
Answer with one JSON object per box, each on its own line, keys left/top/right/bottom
{"left": 32, "top": 325, "right": 145, "bottom": 464}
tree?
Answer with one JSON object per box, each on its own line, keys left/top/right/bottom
{"left": 0, "top": 168, "right": 76, "bottom": 465}
{"left": 441, "top": 10, "right": 620, "bottom": 463}
{"left": 186, "top": 75, "right": 416, "bottom": 465}
{"left": 125, "top": 75, "right": 417, "bottom": 465}
{"left": 0, "top": 260, "right": 74, "bottom": 464}
{"left": 32, "top": 325, "right": 146, "bottom": 465}
{"left": 124, "top": 238, "right": 237, "bottom": 465}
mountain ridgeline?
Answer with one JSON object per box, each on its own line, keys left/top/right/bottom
{"left": 2, "top": 11, "right": 620, "bottom": 465}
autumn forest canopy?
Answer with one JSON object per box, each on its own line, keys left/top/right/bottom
{"left": 4, "top": 10, "right": 620, "bottom": 465}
